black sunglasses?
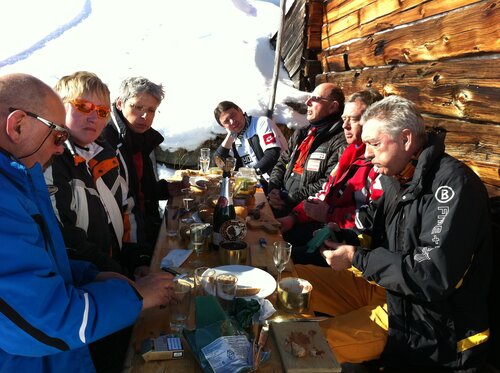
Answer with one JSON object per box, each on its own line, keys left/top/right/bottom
{"left": 9, "top": 107, "right": 69, "bottom": 146}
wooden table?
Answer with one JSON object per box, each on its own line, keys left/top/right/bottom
{"left": 122, "top": 189, "right": 299, "bottom": 373}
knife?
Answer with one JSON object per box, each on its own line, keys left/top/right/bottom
{"left": 161, "top": 267, "right": 194, "bottom": 284}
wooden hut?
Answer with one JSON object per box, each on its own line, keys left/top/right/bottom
{"left": 277, "top": 0, "right": 499, "bottom": 198}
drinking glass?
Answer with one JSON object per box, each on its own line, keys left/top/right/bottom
{"left": 181, "top": 188, "right": 195, "bottom": 212}
{"left": 225, "top": 157, "right": 237, "bottom": 172}
{"left": 194, "top": 267, "right": 216, "bottom": 296}
{"left": 199, "top": 157, "right": 210, "bottom": 174}
{"left": 199, "top": 148, "right": 211, "bottom": 174}
{"left": 273, "top": 241, "right": 292, "bottom": 283}
{"left": 200, "top": 148, "right": 211, "bottom": 160}
{"left": 169, "top": 280, "right": 192, "bottom": 332}
{"left": 190, "top": 223, "right": 207, "bottom": 267}
{"left": 216, "top": 273, "right": 238, "bottom": 313}
{"left": 165, "top": 205, "right": 180, "bottom": 237}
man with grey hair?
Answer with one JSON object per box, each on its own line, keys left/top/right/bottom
{"left": 0, "top": 73, "right": 175, "bottom": 372}
{"left": 296, "top": 95, "right": 492, "bottom": 371}
{"left": 104, "top": 77, "right": 188, "bottom": 249}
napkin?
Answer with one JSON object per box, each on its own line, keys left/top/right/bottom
{"left": 160, "top": 249, "right": 193, "bottom": 268}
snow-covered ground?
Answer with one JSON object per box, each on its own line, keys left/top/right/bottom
{"left": 1, "top": 0, "right": 309, "bottom": 160}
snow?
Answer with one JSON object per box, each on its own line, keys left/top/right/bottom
{"left": 0, "top": 0, "right": 309, "bottom": 165}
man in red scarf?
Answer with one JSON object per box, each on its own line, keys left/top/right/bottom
{"left": 278, "top": 89, "right": 384, "bottom": 259}
{"left": 268, "top": 83, "right": 346, "bottom": 217}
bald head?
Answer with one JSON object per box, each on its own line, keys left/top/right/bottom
{"left": 0, "top": 73, "right": 66, "bottom": 168}
{"left": 0, "top": 73, "right": 64, "bottom": 119}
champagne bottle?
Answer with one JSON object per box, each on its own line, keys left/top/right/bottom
{"left": 212, "top": 169, "right": 236, "bottom": 248}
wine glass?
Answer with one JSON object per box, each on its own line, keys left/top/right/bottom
{"left": 273, "top": 241, "right": 292, "bottom": 284}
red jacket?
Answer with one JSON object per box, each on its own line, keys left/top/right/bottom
{"left": 293, "top": 143, "right": 382, "bottom": 228}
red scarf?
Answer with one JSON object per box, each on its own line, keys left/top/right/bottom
{"left": 332, "top": 142, "right": 366, "bottom": 183}
{"left": 293, "top": 127, "right": 317, "bottom": 174}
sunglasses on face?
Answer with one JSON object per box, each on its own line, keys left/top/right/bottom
{"left": 69, "top": 98, "right": 110, "bottom": 118}
{"left": 307, "top": 95, "right": 333, "bottom": 103}
{"left": 9, "top": 107, "right": 69, "bottom": 146}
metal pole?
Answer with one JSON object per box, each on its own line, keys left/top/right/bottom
{"left": 267, "top": 0, "right": 287, "bottom": 119}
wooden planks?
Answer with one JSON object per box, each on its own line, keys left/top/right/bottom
{"left": 316, "top": 57, "right": 500, "bottom": 194}
{"left": 321, "top": 0, "right": 500, "bottom": 70}
{"left": 322, "top": 0, "right": 482, "bottom": 49}
{"left": 317, "top": 57, "right": 500, "bottom": 123}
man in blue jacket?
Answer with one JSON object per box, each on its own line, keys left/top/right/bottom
{"left": 0, "top": 73, "right": 175, "bottom": 372}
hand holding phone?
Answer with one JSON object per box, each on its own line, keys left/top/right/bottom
{"left": 306, "top": 226, "right": 337, "bottom": 253}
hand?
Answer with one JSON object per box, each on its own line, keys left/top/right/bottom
{"left": 221, "top": 129, "right": 237, "bottom": 148}
{"left": 134, "top": 265, "right": 150, "bottom": 279}
{"left": 303, "top": 199, "right": 329, "bottom": 222}
{"left": 268, "top": 189, "right": 285, "bottom": 209}
{"left": 320, "top": 241, "right": 356, "bottom": 271}
{"left": 134, "top": 272, "right": 176, "bottom": 310}
{"left": 167, "top": 179, "right": 188, "bottom": 197}
{"left": 277, "top": 215, "right": 295, "bottom": 233}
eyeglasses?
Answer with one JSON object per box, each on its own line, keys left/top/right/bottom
{"left": 307, "top": 95, "right": 333, "bottom": 103}
{"left": 128, "top": 102, "right": 157, "bottom": 115}
{"left": 69, "top": 98, "right": 110, "bottom": 118}
{"left": 9, "top": 107, "right": 69, "bottom": 146}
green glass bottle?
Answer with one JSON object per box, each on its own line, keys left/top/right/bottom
{"left": 212, "top": 170, "right": 235, "bottom": 248}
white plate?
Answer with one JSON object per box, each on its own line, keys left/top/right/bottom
{"left": 212, "top": 265, "right": 276, "bottom": 299}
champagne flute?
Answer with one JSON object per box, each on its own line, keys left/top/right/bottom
{"left": 273, "top": 241, "right": 292, "bottom": 284}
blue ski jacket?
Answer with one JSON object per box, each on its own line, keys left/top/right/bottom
{"left": 0, "top": 151, "right": 142, "bottom": 372}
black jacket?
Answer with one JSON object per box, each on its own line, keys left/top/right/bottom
{"left": 104, "top": 105, "right": 169, "bottom": 246}
{"left": 44, "top": 140, "right": 149, "bottom": 276}
{"left": 353, "top": 132, "right": 492, "bottom": 370}
{"left": 268, "top": 116, "right": 345, "bottom": 206}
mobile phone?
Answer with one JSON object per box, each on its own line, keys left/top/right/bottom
{"left": 306, "top": 226, "right": 337, "bottom": 253}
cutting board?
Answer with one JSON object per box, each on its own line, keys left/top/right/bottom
{"left": 271, "top": 321, "right": 341, "bottom": 373}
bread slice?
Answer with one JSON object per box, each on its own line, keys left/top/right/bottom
{"left": 236, "top": 287, "right": 261, "bottom": 297}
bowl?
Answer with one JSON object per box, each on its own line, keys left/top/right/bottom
{"left": 219, "top": 240, "right": 248, "bottom": 265}
{"left": 277, "top": 277, "right": 313, "bottom": 313}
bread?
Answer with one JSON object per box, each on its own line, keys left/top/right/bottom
{"left": 235, "top": 287, "right": 261, "bottom": 297}
{"left": 234, "top": 206, "right": 248, "bottom": 219}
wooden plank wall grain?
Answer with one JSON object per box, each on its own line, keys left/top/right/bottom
{"left": 302, "top": 0, "right": 499, "bottom": 196}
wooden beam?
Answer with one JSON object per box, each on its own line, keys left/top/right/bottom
{"left": 317, "top": 56, "right": 500, "bottom": 123}
{"left": 322, "top": 0, "right": 499, "bottom": 68}
{"left": 322, "top": 0, "right": 482, "bottom": 48}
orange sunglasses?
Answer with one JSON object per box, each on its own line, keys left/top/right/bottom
{"left": 69, "top": 98, "right": 110, "bottom": 119}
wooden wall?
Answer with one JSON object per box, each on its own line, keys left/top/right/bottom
{"left": 276, "top": 0, "right": 324, "bottom": 91}
{"left": 281, "top": 0, "right": 500, "bottom": 196}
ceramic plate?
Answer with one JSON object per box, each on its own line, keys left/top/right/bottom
{"left": 212, "top": 265, "right": 276, "bottom": 299}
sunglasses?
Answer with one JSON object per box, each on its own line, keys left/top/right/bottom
{"left": 9, "top": 107, "right": 69, "bottom": 146}
{"left": 307, "top": 95, "right": 333, "bottom": 103}
{"left": 69, "top": 98, "right": 110, "bottom": 118}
